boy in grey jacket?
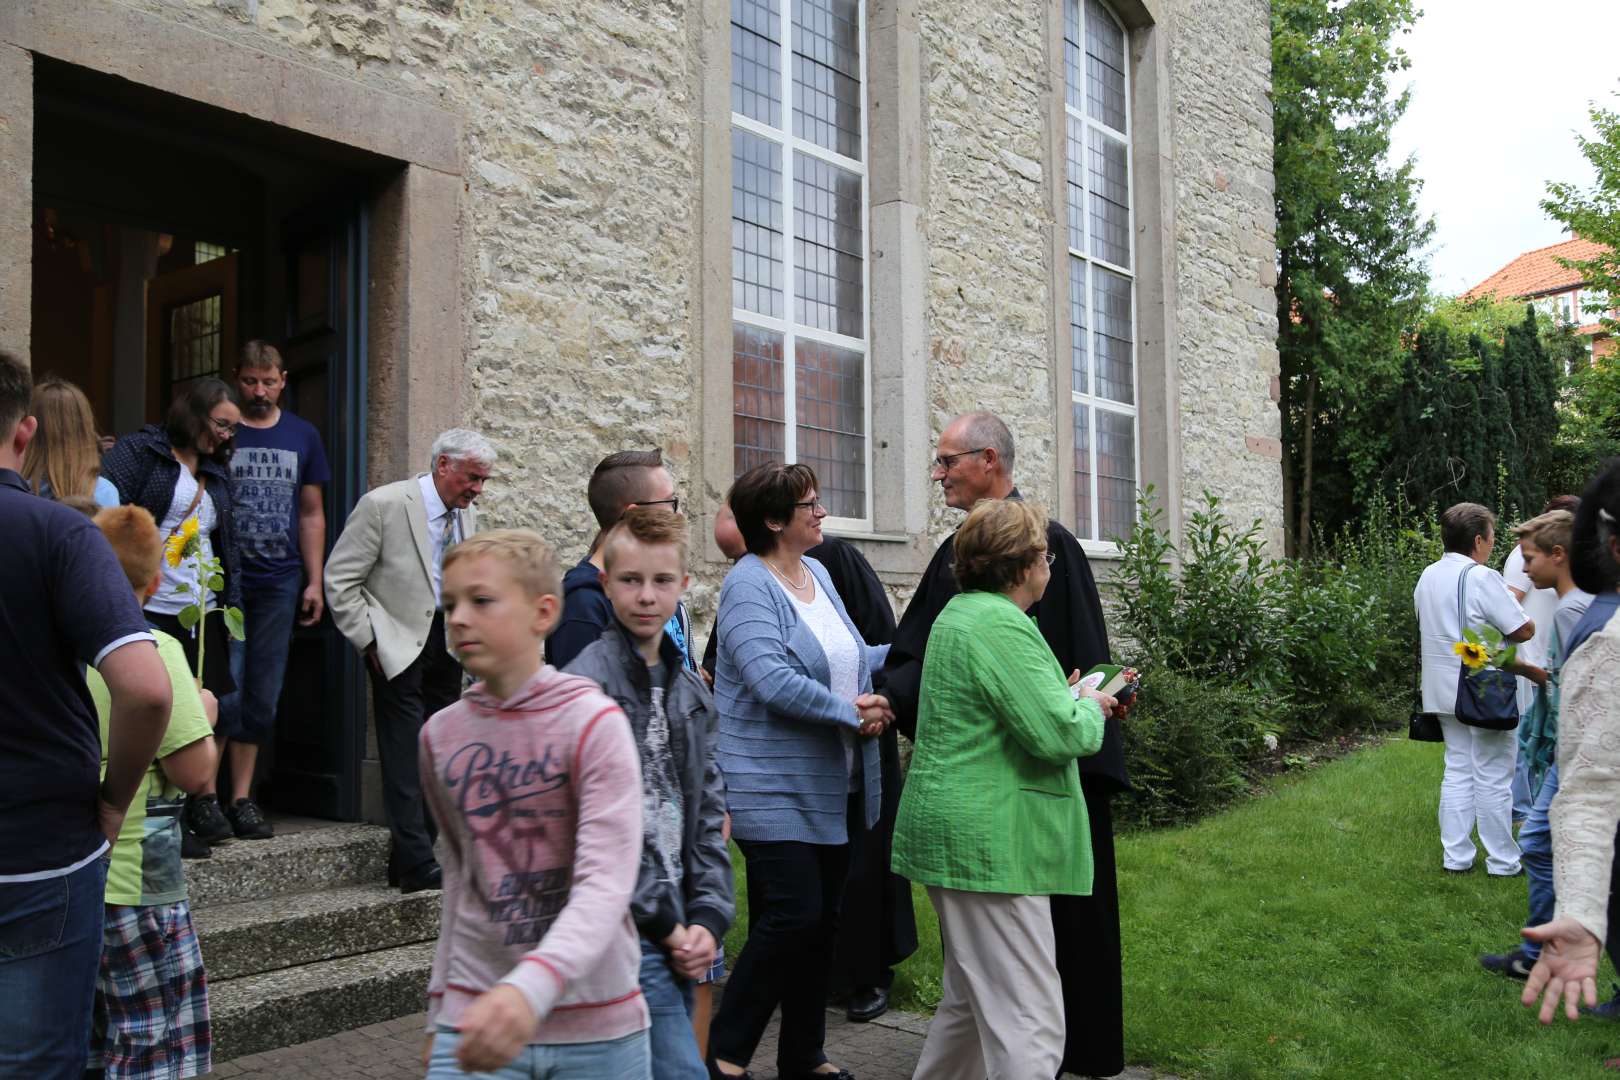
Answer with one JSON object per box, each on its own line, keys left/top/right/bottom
{"left": 564, "top": 505, "right": 733, "bottom": 1080}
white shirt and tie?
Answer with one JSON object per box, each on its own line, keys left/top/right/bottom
{"left": 418, "top": 474, "right": 462, "bottom": 605}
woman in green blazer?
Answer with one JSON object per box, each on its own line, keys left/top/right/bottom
{"left": 892, "top": 498, "right": 1114, "bottom": 1080}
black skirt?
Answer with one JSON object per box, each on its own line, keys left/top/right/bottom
{"left": 145, "top": 608, "right": 237, "bottom": 698}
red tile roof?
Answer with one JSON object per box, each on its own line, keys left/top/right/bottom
{"left": 1464, "top": 237, "right": 1610, "bottom": 301}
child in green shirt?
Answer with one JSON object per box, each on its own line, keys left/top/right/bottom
{"left": 85, "top": 506, "right": 218, "bottom": 1080}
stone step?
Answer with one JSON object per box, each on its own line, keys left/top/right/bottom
{"left": 194, "top": 882, "right": 440, "bottom": 982}
{"left": 209, "top": 941, "right": 436, "bottom": 1063}
{"left": 186, "top": 823, "right": 390, "bottom": 907}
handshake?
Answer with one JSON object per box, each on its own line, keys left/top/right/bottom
{"left": 855, "top": 693, "right": 894, "bottom": 737}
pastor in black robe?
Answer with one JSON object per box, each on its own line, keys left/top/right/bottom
{"left": 883, "top": 492, "right": 1128, "bottom": 1078}
{"left": 701, "top": 537, "right": 919, "bottom": 993}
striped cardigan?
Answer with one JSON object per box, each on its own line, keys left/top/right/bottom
{"left": 714, "top": 554, "right": 888, "bottom": 845}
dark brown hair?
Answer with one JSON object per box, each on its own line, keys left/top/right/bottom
{"left": 164, "top": 377, "right": 237, "bottom": 464}
{"left": 1440, "top": 502, "right": 1496, "bottom": 555}
{"left": 728, "top": 462, "right": 816, "bottom": 556}
{"left": 587, "top": 448, "right": 665, "bottom": 530}
{"left": 0, "top": 350, "right": 30, "bottom": 434}
{"left": 953, "top": 498, "right": 1047, "bottom": 593}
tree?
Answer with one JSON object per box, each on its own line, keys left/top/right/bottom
{"left": 1543, "top": 89, "right": 1620, "bottom": 493}
{"left": 1272, "top": 0, "right": 1434, "bottom": 556}
{"left": 1543, "top": 90, "right": 1620, "bottom": 332}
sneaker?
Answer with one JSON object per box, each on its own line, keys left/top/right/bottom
{"left": 181, "top": 826, "right": 211, "bottom": 860}
{"left": 1581, "top": 984, "right": 1620, "bottom": 1021}
{"left": 225, "top": 798, "right": 274, "bottom": 840}
{"left": 1480, "top": 947, "right": 1536, "bottom": 980}
{"left": 183, "top": 794, "right": 234, "bottom": 845}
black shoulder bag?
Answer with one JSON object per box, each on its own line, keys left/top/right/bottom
{"left": 1452, "top": 564, "right": 1520, "bottom": 731}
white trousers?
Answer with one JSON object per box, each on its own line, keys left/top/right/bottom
{"left": 1438, "top": 713, "right": 1522, "bottom": 875}
{"left": 911, "top": 887, "right": 1065, "bottom": 1080}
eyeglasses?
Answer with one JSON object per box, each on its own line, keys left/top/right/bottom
{"left": 638, "top": 497, "right": 680, "bottom": 515}
{"left": 1043, "top": 551, "right": 1056, "bottom": 566}
{"left": 793, "top": 497, "right": 824, "bottom": 513}
{"left": 931, "top": 448, "right": 989, "bottom": 472}
{"left": 208, "top": 417, "right": 238, "bottom": 438}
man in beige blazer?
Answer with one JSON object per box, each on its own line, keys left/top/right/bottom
{"left": 325, "top": 428, "right": 495, "bottom": 893}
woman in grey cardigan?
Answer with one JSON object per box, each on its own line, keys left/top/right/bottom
{"left": 707, "top": 463, "right": 893, "bottom": 1080}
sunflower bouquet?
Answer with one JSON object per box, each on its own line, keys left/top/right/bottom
{"left": 166, "top": 515, "right": 245, "bottom": 684}
{"left": 1453, "top": 626, "right": 1517, "bottom": 673}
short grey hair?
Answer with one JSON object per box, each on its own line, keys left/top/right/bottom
{"left": 955, "top": 411, "right": 1015, "bottom": 472}
{"left": 429, "top": 428, "right": 497, "bottom": 472}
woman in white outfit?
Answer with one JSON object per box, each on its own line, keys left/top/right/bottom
{"left": 1413, "top": 502, "right": 1534, "bottom": 876}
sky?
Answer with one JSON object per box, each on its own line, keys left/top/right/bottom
{"left": 1387, "top": 0, "right": 1620, "bottom": 295}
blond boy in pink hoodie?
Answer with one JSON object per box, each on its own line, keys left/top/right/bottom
{"left": 419, "top": 529, "right": 649, "bottom": 1078}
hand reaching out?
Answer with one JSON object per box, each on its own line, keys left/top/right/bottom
{"left": 1521, "top": 918, "right": 1602, "bottom": 1024}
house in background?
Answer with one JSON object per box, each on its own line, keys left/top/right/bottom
{"left": 1465, "top": 236, "right": 1615, "bottom": 361}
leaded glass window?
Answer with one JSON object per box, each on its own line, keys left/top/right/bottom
{"left": 1064, "top": 0, "right": 1136, "bottom": 543}
{"left": 730, "top": 0, "right": 869, "bottom": 523}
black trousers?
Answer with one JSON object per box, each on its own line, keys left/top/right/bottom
{"left": 368, "top": 613, "right": 460, "bottom": 876}
{"left": 711, "top": 800, "right": 854, "bottom": 1074}
{"left": 834, "top": 726, "right": 918, "bottom": 992}
{"left": 1056, "top": 779, "right": 1124, "bottom": 1078}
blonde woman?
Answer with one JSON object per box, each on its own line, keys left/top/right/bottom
{"left": 20, "top": 376, "right": 118, "bottom": 507}
{"left": 893, "top": 498, "right": 1112, "bottom": 1080}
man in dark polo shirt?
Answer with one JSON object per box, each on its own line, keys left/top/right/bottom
{"left": 0, "top": 353, "right": 172, "bottom": 1078}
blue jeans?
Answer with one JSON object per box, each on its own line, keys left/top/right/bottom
{"left": 639, "top": 938, "right": 707, "bottom": 1080}
{"left": 426, "top": 1026, "right": 649, "bottom": 1079}
{"left": 1519, "top": 763, "right": 1559, "bottom": 960}
{"left": 221, "top": 575, "right": 302, "bottom": 744}
{"left": 0, "top": 855, "right": 107, "bottom": 1078}
{"left": 1511, "top": 709, "right": 1534, "bottom": 821}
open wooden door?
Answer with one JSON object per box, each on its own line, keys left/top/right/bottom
{"left": 267, "top": 207, "right": 369, "bottom": 820}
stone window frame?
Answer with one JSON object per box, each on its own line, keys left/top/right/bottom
{"left": 1044, "top": 0, "right": 1181, "bottom": 558}
{"left": 701, "top": 0, "right": 935, "bottom": 575}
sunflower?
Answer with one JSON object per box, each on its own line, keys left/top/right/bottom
{"left": 179, "top": 516, "right": 199, "bottom": 541}
{"left": 164, "top": 533, "right": 187, "bottom": 568}
{"left": 1453, "top": 640, "right": 1490, "bottom": 671}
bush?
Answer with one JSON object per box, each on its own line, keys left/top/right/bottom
{"left": 1111, "top": 488, "right": 1413, "bottom": 826}
{"left": 1115, "top": 669, "right": 1277, "bottom": 828}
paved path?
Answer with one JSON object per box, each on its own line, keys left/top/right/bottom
{"left": 202, "top": 1007, "right": 1174, "bottom": 1079}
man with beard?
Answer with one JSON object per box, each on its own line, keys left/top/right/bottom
{"left": 884, "top": 410, "right": 1128, "bottom": 1078}
{"left": 218, "top": 341, "right": 330, "bottom": 841}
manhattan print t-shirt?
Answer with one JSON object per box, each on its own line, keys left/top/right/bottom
{"left": 229, "top": 411, "right": 330, "bottom": 586}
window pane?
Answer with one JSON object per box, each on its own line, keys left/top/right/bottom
{"left": 1064, "top": 0, "right": 1084, "bottom": 113}
{"left": 1097, "top": 408, "right": 1136, "bottom": 542}
{"left": 1085, "top": 0, "right": 1127, "bottom": 132}
{"left": 1088, "top": 128, "right": 1130, "bottom": 268}
{"left": 1065, "top": 114, "right": 1086, "bottom": 254}
{"left": 794, "top": 152, "right": 864, "bottom": 337}
{"left": 732, "top": 129, "right": 785, "bottom": 318}
{"left": 1070, "top": 257, "right": 1088, "bottom": 395}
{"left": 1093, "top": 266, "right": 1133, "bottom": 404}
{"left": 732, "top": 0, "right": 783, "bottom": 127}
{"left": 795, "top": 338, "right": 866, "bottom": 518}
{"left": 1073, "top": 402, "right": 1092, "bottom": 540}
{"left": 734, "top": 323, "right": 787, "bottom": 477}
{"left": 792, "top": 0, "right": 862, "bottom": 159}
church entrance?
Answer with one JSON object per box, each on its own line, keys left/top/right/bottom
{"left": 30, "top": 56, "right": 400, "bottom": 821}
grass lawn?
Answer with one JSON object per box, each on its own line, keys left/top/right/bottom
{"left": 1119, "top": 735, "right": 1620, "bottom": 1079}
{"left": 725, "top": 736, "right": 1620, "bottom": 1077}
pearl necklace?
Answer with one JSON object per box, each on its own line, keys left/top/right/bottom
{"left": 765, "top": 556, "right": 810, "bottom": 591}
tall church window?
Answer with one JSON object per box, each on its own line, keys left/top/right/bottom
{"left": 731, "top": 0, "right": 870, "bottom": 523}
{"left": 1065, "top": 0, "right": 1137, "bottom": 543}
